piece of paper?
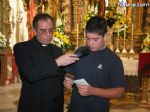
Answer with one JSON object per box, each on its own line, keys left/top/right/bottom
{"left": 65, "top": 77, "right": 73, "bottom": 82}
{"left": 73, "top": 78, "right": 89, "bottom": 85}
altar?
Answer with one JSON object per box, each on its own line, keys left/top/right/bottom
{"left": 120, "top": 57, "right": 140, "bottom": 103}
{"left": 119, "top": 53, "right": 150, "bottom": 106}
{"left": 121, "top": 57, "right": 139, "bottom": 76}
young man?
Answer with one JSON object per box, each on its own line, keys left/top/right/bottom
{"left": 64, "top": 16, "right": 125, "bottom": 112}
{"left": 13, "top": 13, "right": 78, "bottom": 112}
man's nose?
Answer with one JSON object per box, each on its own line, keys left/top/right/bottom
{"left": 46, "top": 32, "right": 50, "bottom": 36}
{"left": 88, "top": 40, "right": 94, "bottom": 46}
{"left": 46, "top": 31, "right": 53, "bottom": 36}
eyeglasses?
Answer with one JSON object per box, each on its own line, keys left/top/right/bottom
{"left": 38, "top": 28, "right": 55, "bottom": 35}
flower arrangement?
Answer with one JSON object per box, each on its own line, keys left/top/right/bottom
{"left": 82, "top": 3, "right": 98, "bottom": 27}
{"left": 111, "top": 13, "right": 128, "bottom": 31}
{"left": 83, "top": 12, "right": 96, "bottom": 24}
{"left": 52, "top": 31, "right": 72, "bottom": 52}
{"left": 52, "top": 12, "right": 72, "bottom": 52}
{"left": 105, "top": 7, "right": 130, "bottom": 36}
{"left": 0, "top": 32, "right": 6, "bottom": 47}
{"left": 141, "top": 33, "right": 150, "bottom": 53}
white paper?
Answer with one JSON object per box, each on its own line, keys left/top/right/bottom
{"left": 65, "top": 77, "right": 73, "bottom": 82}
{"left": 73, "top": 78, "right": 89, "bottom": 85}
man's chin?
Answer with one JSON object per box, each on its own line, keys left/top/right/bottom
{"left": 89, "top": 48, "right": 96, "bottom": 52}
{"left": 43, "top": 41, "right": 51, "bottom": 45}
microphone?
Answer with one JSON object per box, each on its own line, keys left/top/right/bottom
{"left": 74, "top": 46, "right": 89, "bottom": 58}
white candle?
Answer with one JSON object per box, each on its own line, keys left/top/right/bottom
{"left": 117, "top": 27, "right": 120, "bottom": 38}
{"left": 131, "top": 23, "right": 133, "bottom": 39}
{"left": 42, "top": 5, "right": 45, "bottom": 13}
{"left": 124, "top": 24, "right": 126, "bottom": 39}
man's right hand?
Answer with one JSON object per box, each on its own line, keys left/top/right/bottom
{"left": 64, "top": 73, "right": 74, "bottom": 90}
{"left": 55, "top": 54, "right": 79, "bottom": 66}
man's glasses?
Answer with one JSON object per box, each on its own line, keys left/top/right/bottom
{"left": 38, "top": 28, "right": 55, "bottom": 35}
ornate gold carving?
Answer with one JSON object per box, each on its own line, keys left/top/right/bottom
{"left": 140, "top": 77, "right": 150, "bottom": 107}
{"left": 2, "top": 0, "right": 12, "bottom": 51}
{"left": 61, "top": 0, "right": 72, "bottom": 32}
{"left": 84, "top": 0, "right": 89, "bottom": 15}
{"left": 0, "top": 0, "right": 12, "bottom": 85}
{"left": 0, "top": 1, "right": 2, "bottom": 32}
{"left": 73, "top": 1, "right": 79, "bottom": 33}
{"left": 45, "top": 0, "right": 53, "bottom": 16}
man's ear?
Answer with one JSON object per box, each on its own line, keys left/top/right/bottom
{"left": 103, "top": 32, "right": 109, "bottom": 42}
{"left": 33, "top": 29, "right": 37, "bottom": 35}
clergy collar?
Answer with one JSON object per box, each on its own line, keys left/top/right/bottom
{"left": 33, "top": 37, "right": 49, "bottom": 47}
{"left": 42, "top": 44, "right": 48, "bottom": 47}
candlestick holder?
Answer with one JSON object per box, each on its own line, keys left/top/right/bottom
{"left": 109, "top": 36, "right": 114, "bottom": 51}
{"left": 83, "top": 38, "right": 86, "bottom": 46}
{"left": 76, "top": 37, "right": 79, "bottom": 49}
{"left": 83, "top": 27, "right": 86, "bottom": 46}
{"left": 129, "top": 38, "right": 135, "bottom": 54}
{"left": 115, "top": 38, "right": 120, "bottom": 53}
{"left": 110, "top": 44, "right": 114, "bottom": 51}
{"left": 122, "top": 39, "right": 127, "bottom": 53}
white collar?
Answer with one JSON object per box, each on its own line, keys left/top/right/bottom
{"left": 42, "top": 44, "right": 48, "bottom": 47}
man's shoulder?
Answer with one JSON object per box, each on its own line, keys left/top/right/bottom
{"left": 105, "top": 48, "right": 121, "bottom": 61}
{"left": 13, "top": 40, "right": 32, "bottom": 51}
{"left": 50, "top": 43, "right": 62, "bottom": 51}
{"left": 14, "top": 40, "right": 29, "bottom": 46}
{"left": 75, "top": 46, "right": 87, "bottom": 52}
{"left": 14, "top": 37, "right": 36, "bottom": 47}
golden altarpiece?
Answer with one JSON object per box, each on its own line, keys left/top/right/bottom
{"left": 0, "top": 0, "right": 150, "bottom": 106}
{"left": 0, "top": 0, "right": 13, "bottom": 85}
{"left": 28, "top": 0, "right": 148, "bottom": 52}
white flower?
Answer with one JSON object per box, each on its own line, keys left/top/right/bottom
{"left": 56, "top": 18, "right": 63, "bottom": 27}
{"left": 141, "top": 33, "right": 150, "bottom": 53}
{"left": 94, "top": 3, "right": 98, "bottom": 14}
{"left": 52, "top": 36, "right": 64, "bottom": 47}
{"left": 0, "top": 32, "right": 7, "bottom": 47}
{"left": 52, "top": 13, "right": 72, "bottom": 52}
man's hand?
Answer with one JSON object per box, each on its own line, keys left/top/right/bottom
{"left": 76, "top": 84, "right": 93, "bottom": 96}
{"left": 55, "top": 54, "right": 79, "bottom": 66}
{"left": 64, "top": 73, "right": 74, "bottom": 90}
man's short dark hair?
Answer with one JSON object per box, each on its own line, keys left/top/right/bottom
{"left": 32, "top": 13, "right": 53, "bottom": 30}
{"left": 85, "top": 16, "right": 107, "bottom": 37}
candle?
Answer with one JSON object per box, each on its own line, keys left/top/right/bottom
{"left": 131, "top": 23, "right": 133, "bottom": 39}
{"left": 76, "top": 24, "right": 79, "bottom": 47}
{"left": 42, "top": 5, "right": 45, "bottom": 13}
{"left": 124, "top": 24, "right": 126, "bottom": 39}
{"left": 129, "top": 23, "right": 135, "bottom": 53}
{"left": 77, "top": 24, "right": 79, "bottom": 37}
{"left": 117, "top": 7, "right": 119, "bottom": 14}
{"left": 117, "top": 27, "right": 120, "bottom": 38}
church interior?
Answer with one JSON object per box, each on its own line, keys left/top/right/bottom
{"left": 0, "top": 0, "right": 150, "bottom": 112}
